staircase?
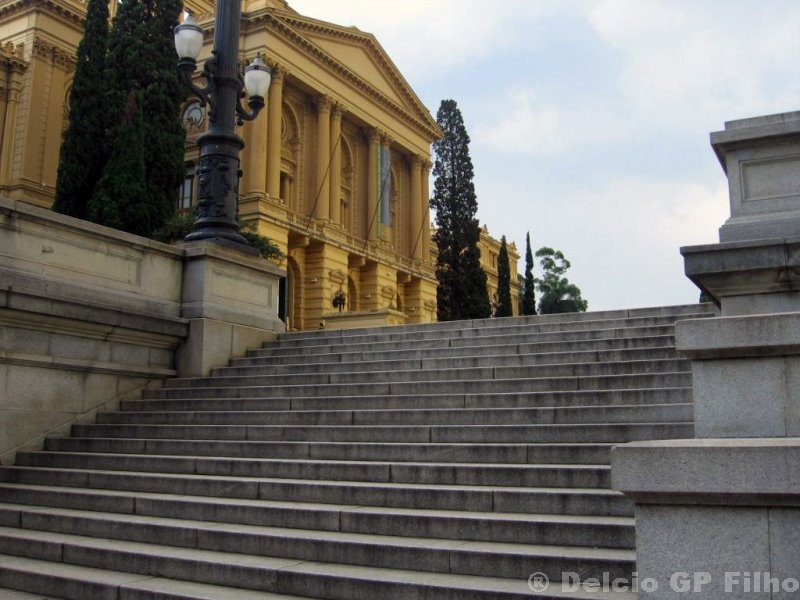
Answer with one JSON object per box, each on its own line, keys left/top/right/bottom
{"left": 0, "top": 304, "right": 713, "bottom": 599}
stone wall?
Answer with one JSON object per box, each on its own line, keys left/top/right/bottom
{"left": 0, "top": 197, "right": 285, "bottom": 463}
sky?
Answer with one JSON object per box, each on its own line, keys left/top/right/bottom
{"left": 289, "top": 0, "right": 800, "bottom": 311}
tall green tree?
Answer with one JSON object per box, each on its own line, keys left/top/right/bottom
{"left": 52, "top": 0, "right": 109, "bottom": 219}
{"left": 535, "top": 247, "right": 588, "bottom": 314}
{"left": 496, "top": 235, "right": 513, "bottom": 317}
{"left": 87, "top": 91, "right": 150, "bottom": 236}
{"left": 89, "top": 0, "right": 184, "bottom": 234}
{"left": 431, "top": 99, "right": 490, "bottom": 321}
{"left": 522, "top": 232, "right": 537, "bottom": 315}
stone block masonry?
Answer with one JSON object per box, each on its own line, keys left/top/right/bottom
{"left": 0, "top": 197, "right": 284, "bottom": 464}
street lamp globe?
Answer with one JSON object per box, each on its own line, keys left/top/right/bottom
{"left": 173, "top": 13, "right": 203, "bottom": 62}
{"left": 244, "top": 53, "right": 271, "bottom": 99}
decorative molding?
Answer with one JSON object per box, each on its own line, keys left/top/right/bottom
{"left": 0, "top": 0, "right": 85, "bottom": 31}
{"left": 32, "top": 36, "right": 76, "bottom": 71}
{"left": 328, "top": 269, "right": 346, "bottom": 284}
{"left": 241, "top": 12, "right": 441, "bottom": 142}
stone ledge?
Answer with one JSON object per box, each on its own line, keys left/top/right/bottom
{"left": 611, "top": 438, "right": 800, "bottom": 505}
{"left": 676, "top": 313, "right": 800, "bottom": 359}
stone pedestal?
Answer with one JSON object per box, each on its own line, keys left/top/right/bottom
{"left": 176, "top": 240, "right": 285, "bottom": 377}
{"left": 612, "top": 112, "right": 800, "bottom": 598}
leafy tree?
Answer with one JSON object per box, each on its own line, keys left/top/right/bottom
{"left": 90, "top": 0, "right": 184, "bottom": 234}
{"left": 535, "top": 247, "right": 588, "bottom": 314}
{"left": 431, "top": 99, "right": 490, "bottom": 321}
{"left": 87, "top": 91, "right": 150, "bottom": 236}
{"left": 522, "top": 232, "right": 536, "bottom": 315}
{"left": 496, "top": 235, "right": 513, "bottom": 317}
{"left": 52, "top": 0, "right": 110, "bottom": 219}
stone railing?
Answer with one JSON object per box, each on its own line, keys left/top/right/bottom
{"left": 0, "top": 197, "right": 285, "bottom": 463}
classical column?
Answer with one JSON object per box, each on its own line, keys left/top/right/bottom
{"left": 243, "top": 87, "right": 268, "bottom": 198}
{"left": 329, "top": 103, "right": 342, "bottom": 224}
{"left": 266, "top": 66, "right": 284, "bottom": 200}
{"left": 0, "top": 64, "right": 24, "bottom": 188}
{"left": 314, "top": 95, "right": 331, "bottom": 221}
{"left": 409, "top": 155, "right": 422, "bottom": 259}
{"left": 421, "top": 159, "right": 432, "bottom": 261}
{"left": 366, "top": 128, "right": 380, "bottom": 241}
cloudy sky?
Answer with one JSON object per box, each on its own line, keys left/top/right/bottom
{"left": 290, "top": 0, "right": 800, "bottom": 311}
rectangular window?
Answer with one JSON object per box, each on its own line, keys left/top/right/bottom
{"left": 178, "top": 170, "right": 194, "bottom": 210}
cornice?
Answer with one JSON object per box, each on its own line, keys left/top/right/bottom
{"left": 241, "top": 10, "right": 441, "bottom": 143}
{"left": 32, "top": 35, "right": 77, "bottom": 70}
{"left": 0, "top": 0, "right": 85, "bottom": 31}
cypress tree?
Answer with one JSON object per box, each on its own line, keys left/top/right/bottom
{"left": 431, "top": 99, "right": 490, "bottom": 321}
{"left": 87, "top": 91, "right": 151, "bottom": 236}
{"left": 522, "top": 232, "right": 536, "bottom": 315}
{"left": 52, "top": 0, "right": 109, "bottom": 219}
{"left": 90, "top": 0, "right": 184, "bottom": 234}
{"left": 496, "top": 235, "right": 513, "bottom": 317}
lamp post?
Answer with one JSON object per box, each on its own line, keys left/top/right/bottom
{"left": 174, "top": 3, "right": 271, "bottom": 245}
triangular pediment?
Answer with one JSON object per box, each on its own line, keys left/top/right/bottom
{"left": 271, "top": 10, "right": 440, "bottom": 139}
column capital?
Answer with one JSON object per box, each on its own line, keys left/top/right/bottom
{"left": 380, "top": 133, "right": 393, "bottom": 147}
{"left": 366, "top": 127, "right": 381, "bottom": 144}
{"left": 315, "top": 94, "right": 332, "bottom": 113}
{"left": 271, "top": 64, "right": 286, "bottom": 83}
{"left": 331, "top": 102, "right": 343, "bottom": 119}
{"left": 410, "top": 154, "right": 423, "bottom": 168}
{"left": 422, "top": 158, "right": 433, "bottom": 172}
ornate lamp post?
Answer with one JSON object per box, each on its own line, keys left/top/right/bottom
{"left": 173, "top": 3, "right": 271, "bottom": 245}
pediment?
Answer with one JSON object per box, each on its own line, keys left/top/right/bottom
{"left": 273, "top": 12, "right": 439, "bottom": 138}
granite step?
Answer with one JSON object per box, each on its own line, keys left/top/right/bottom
{"left": 0, "top": 551, "right": 639, "bottom": 599}
{"left": 250, "top": 324, "right": 679, "bottom": 355}
{"left": 62, "top": 422, "right": 693, "bottom": 443}
{"left": 0, "top": 506, "right": 635, "bottom": 580}
{"left": 43, "top": 438, "right": 618, "bottom": 465}
{"left": 95, "top": 403, "right": 692, "bottom": 427}
{"left": 134, "top": 387, "right": 692, "bottom": 411}
{"left": 208, "top": 357, "right": 689, "bottom": 382}
{"left": 245, "top": 334, "right": 678, "bottom": 364}
{"left": 145, "top": 372, "right": 693, "bottom": 399}
{"left": 0, "top": 483, "right": 633, "bottom": 532}
{"left": 229, "top": 345, "right": 681, "bottom": 373}
{"left": 269, "top": 313, "right": 707, "bottom": 348}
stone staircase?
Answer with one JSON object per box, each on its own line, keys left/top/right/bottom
{"left": 0, "top": 304, "right": 714, "bottom": 599}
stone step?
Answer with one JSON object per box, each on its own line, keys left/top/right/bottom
{"left": 246, "top": 334, "right": 678, "bottom": 364}
{"left": 44, "top": 438, "right": 616, "bottom": 466}
{"left": 146, "top": 372, "right": 693, "bottom": 399}
{"left": 0, "top": 506, "right": 635, "bottom": 581}
{"left": 0, "top": 470, "right": 637, "bottom": 540}
{"left": 64, "top": 422, "right": 693, "bottom": 443}
{"left": 271, "top": 313, "right": 706, "bottom": 349}
{"left": 164, "top": 361, "right": 690, "bottom": 391}
{"left": 13, "top": 452, "right": 614, "bottom": 488}
{"left": 279, "top": 303, "right": 713, "bottom": 340}
{"left": 253, "top": 324, "right": 679, "bottom": 355}
{"left": 209, "top": 357, "right": 689, "bottom": 382}
{"left": 96, "top": 403, "right": 692, "bottom": 427}
{"left": 230, "top": 345, "right": 680, "bottom": 373}
{"left": 0, "top": 483, "right": 633, "bottom": 536}
{"left": 0, "top": 550, "right": 638, "bottom": 600}
{"left": 133, "top": 387, "right": 691, "bottom": 412}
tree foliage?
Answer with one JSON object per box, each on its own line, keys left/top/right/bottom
{"left": 535, "top": 247, "right": 588, "bottom": 314}
{"left": 52, "top": 0, "right": 109, "bottom": 219}
{"left": 496, "top": 235, "right": 513, "bottom": 317}
{"left": 90, "top": 0, "right": 185, "bottom": 235}
{"left": 87, "top": 91, "right": 150, "bottom": 236}
{"left": 522, "top": 232, "right": 537, "bottom": 315}
{"left": 431, "top": 99, "right": 490, "bottom": 321}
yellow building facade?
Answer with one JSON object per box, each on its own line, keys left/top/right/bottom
{"left": 0, "top": 0, "right": 516, "bottom": 329}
